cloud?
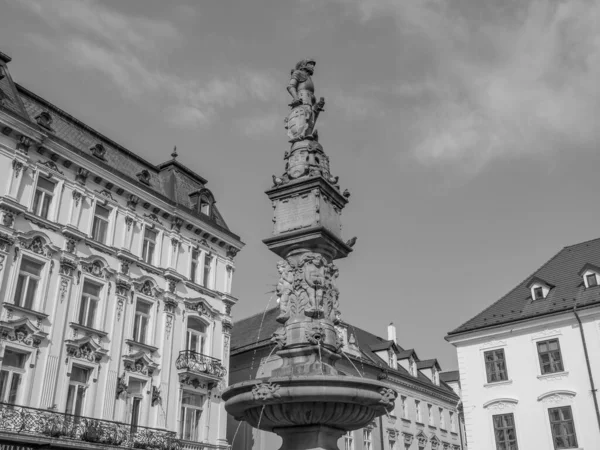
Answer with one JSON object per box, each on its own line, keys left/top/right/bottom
{"left": 309, "top": 0, "right": 600, "bottom": 172}
{"left": 235, "top": 112, "right": 281, "bottom": 138}
{"left": 15, "top": 0, "right": 278, "bottom": 129}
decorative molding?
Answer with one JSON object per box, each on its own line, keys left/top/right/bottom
{"left": 530, "top": 329, "right": 562, "bottom": 340}
{"left": 122, "top": 351, "right": 158, "bottom": 376}
{"left": 483, "top": 398, "right": 519, "bottom": 411}
{"left": 90, "top": 143, "right": 106, "bottom": 160}
{"left": 143, "top": 213, "right": 163, "bottom": 226}
{"left": 479, "top": 339, "right": 506, "bottom": 350}
{"left": 38, "top": 160, "right": 63, "bottom": 175}
{"left": 537, "top": 371, "right": 569, "bottom": 382}
{"left": 484, "top": 379, "right": 513, "bottom": 388}
{"left": 537, "top": 390, "right": 576, "bottom": 404}
{"left": 252, "top": 382, "right": 281, "bottom": 401}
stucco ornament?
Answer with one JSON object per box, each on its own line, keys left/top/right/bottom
{"left": 252, "top": 383, "right": 281, "bottom": 402}
{"left": 275, "top": 253, "right": 340, "bottom": 324}
{"left": 378, "top": 387, "right": 397, "bottom": 409}
{"left": 284, "top": 59, "right": 325, "bottom": 143}
{"left": 271, "top": 328, "right": 287, "bottom": 349}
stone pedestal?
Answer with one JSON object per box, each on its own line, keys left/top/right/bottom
{"left": 275, "top": 426, "right": 344, "bottom": 450}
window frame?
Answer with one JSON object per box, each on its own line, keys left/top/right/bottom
{"left": 533, "top": 285, "right": 545, "bottom": 300}
{"left": 415, "top": 400, "right": 422, "bottom": 423}
{"left": 132, "top": 298, "right": 153, "bottom": 345}
{"left": 548, "top": 406, "right": 578, "bottom": 449}
{"left": 77, "top": 279, "right": 103, "bottom": 329}
{"left": 537, "top": 339, "right": 564, "bottom": 375}
{"left": 586, "top": 273, "right": 598, "bottom": 287}
{"left": 13, "top": 256, "right": 45, "bottom": 310}
{"left": 190, "top": 248, "right": 200, "bottom": 284}
{"left": 0, "top": 348, "right": 28, "bottom": 404}
{"left": 343, "top": 431, "right": 354, "bottom": 450}
{"left": 439, "top": 407, "right": 446, "bottom": 430}
{"left": 492, "top": 413, "right": 519, "bottom": 450}
{"left": 362, "top": 428, "right": 373, "bottom": 450}
{"left": 65, "top": 364, "right": 91, "bottom": 417}
{"left": 91, "top": 202, "right": 111, "bottom": 244}
{"left": 186, "top": 317, "right": 208, "bottom": 356}
{"left": 427, "top": 404, "right": 434, "bottom": 426}
{"left": 127, "top": 377, "right": 147, "bottom": 430}
{"left": 400, "top": 395, "right": 407, "bottom": 419}
{"left": 484, "top": 348, "right": 509, "bottom": 383}
{"left": 142, "top": 227, "right": 157, "bottom": 265}
{"left": 32, "top": 175, "right": 56, "bottom": 220}
{"left": 179, "top": 390, "right": 205, "bottom": 442}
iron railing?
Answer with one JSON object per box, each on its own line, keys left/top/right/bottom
{"left": 175, "top": 351, "right": 226, "bottom": 379}
{"left": 0, "top": 402, "right": 179, "bottom": 450}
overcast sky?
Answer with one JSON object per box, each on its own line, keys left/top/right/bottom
{"left": 1, "top": 0, "right": 599, "bottom": 370}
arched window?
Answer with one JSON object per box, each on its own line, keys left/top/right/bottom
{"left": 199, "top": 197, "right": 210, "bottom": 216}
{"left": 186, "top": 318, "right": 207, "bottom": 355}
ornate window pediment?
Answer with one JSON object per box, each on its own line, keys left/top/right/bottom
{"left": 483, "top": 397, "right": 519, "bottom": 411}
{"left": 430, "top": 434, "right": 440, "bottom": 449}
{"left": 416, "top": 430, "right": 428, "bottom": 447}
{"left": 122, "top": 351, "right": 158, "bottom": 376}
{"left": 80, "top": 256, "right": 114, "bottom": 279}
{"left": 0, "top": 317, "right": 47, "bottom": 348}
{"left": 401, "top": 432, "right": 413, "bottom": 446}
{"left": 537, "top": 390, "right": 576, "bottom": 404}
{"left": 132, "top": 277, "right": 161, "bottom": 298}
{"left": 17, "top": 232, "right": 57, "bottom": 258}
{"left": 184, "top": 298, "right": 215, "bottom": 318}
{"left": 65, "top": 336, "right": 107, "bottom": 363}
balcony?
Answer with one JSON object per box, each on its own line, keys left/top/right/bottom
{"left": 175, "top": 351, "right": 226, "bottom": 386}
{"left": 0, "top": 402, "right": 181, "bottom": 450}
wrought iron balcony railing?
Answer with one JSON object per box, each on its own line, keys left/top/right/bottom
{"left": 175, "top": 351, "right": 227, "bottom": 379}
{"left": 0, "top": 402, "right": 179, "bottom": 450}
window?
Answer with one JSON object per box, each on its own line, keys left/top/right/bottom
{"left": 203, "top": 254, "right": 213, "bottom": 289}
{"left": 533, "top": 286, "right": 544, "bottom": 299}
{"left": 586, "top": 273, "right": 598, "bottom": 287}
{"left": 343, "top": 431, "right": 354, "bottom": 450}
{"left": 78, "top": 281, "right": 101, "bottom": 328}
{"left": 14, "top": 258, "right": 43, "bottom": 309}
{"left": 433, "top": 368, "right": 439, "bottom": 385}
{"left": 66, "top": 366, "right": 89, "bottom": 416}
{"left": 428, "top": 404, "right": 434, "bottom": 426}
{"left": 0, "top": 349, "right": 27, "bottom": 404}
{"left": 388, "top": 350, "right": 394, "bottom": 368}
{"left": 92, "top": 204, "right": 110, "bottom": 243}
{"left": 415, "top": 400, "right": 422, "bottom": 423}
{"left": 32, "top": 176, "right": 55, "bottom": 219}
{"left": 439, "top": 408, "right": 446, "bottom": 429}
{"left": 190, "top": 249, "right": 200, "bottom": 283}
{"left": 493, "top": 413, "right": 519, "bottom": 450}
{"left": 409, "top": 358, "right": 417, "bottom": 376}
{"left": 200, "top": 198, "right": 210, "bottom": 216}
{"left": 388, "top": 431, "right": 397, "bottom": 450}
{"left": 548, "top": 406, "right": 577, "bottom": 449}
{"left": 133, "top": 300, "right": 152, "bottom": 344}
{"left": 180, "top": 391, "right": 204, "bottom": 441}
{"left": 450, "top": 411, "right": 456, "bottom": 432}
{"left": 186, "top": 319, "right": 207, "bottom": 355}
{"left": 128, "top": 379, "right": 145, "bottom": 430}
{"left": 142, "top": 228, "right": 157, "bottom": 264}
{"left": 400, "top": 396, "right": 407, "bottom": 419}
{"left": 484, "top": 349, "right": 508, "bottom": 383}
{"left": 363, "top": 429, "right": 372, "bottom": 450}
{"left": 537, "top": 339, "right": 564, "bottom": 374}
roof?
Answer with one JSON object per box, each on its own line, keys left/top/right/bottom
{"left": 397, "top": 349, "right": 417, "bottom": 360}
{"left": 448, "top": 237, "right": 600, "bottom": 336}
{"left": 369, "top": 341, "right": 396, "bottom": 352}
{"left": 440, "top": 370, "right": 460, "bottom": 383}
{"left": 416, "top": 359, "right": 439, "bottom": 370}
{"left": 231, "top": 307, "right": 457, "bottom": 397}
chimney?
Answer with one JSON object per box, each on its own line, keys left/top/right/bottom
{"left": 387, "top": 322, "right": 397, "bottom": 343}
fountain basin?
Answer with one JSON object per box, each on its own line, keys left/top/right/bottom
{"left": 223, "top": 375, "right": 396, "bottom": 432}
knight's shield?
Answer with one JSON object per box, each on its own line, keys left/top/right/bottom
{"left": 285, "top": 105, "right": 312, "bottom": 141}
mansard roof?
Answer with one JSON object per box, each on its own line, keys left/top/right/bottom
{"left": 440, "top": 370, "right": 460, "bottom": 383}
{"left": 448, "top": 236, "right": 600, "bottom": 336}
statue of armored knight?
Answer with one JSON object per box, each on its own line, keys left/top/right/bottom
{"left": 284, "top": 59, "right": 325, "bottom": 143}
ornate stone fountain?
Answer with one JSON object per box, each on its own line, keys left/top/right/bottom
{"left": 222, "top": 59, "right": 396, "bottom": 450}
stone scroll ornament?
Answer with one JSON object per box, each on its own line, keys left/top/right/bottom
{"left": 276, "top": 252, "right": 340, "bottom": 325}
{"left": 284, "top": 59, "right": 325, "bottom": 143}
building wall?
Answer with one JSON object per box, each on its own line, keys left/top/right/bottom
{"left": 0, "top": 95, "right": 241, "bottom": 448}
{"left": 452, "top": 309, "right": 600, "bottom": 449}
{"left": 228, "top": 341, "right": 463, "bottom": 450}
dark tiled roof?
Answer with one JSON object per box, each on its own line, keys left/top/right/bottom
{"left": 397, "top": 349, "right": 417, "bottom": 360}
{"left": 440, "top": 370, "right": 460, "bottom": 383}
{"left": 230, "top": 308, "right": 456, "bottom": 396}
{"left": 417, "top": 359, "right": 438, "bottom": 369}
{"left": 369, "top": 341, "right": 395, "bottom": 352}
{"left": 448, "top": 237, "right": 600, "bottom": 336}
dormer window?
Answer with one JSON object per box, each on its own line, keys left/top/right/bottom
{"left": 528, "top": 278, "right": 552, "bottom": 300}
{"left": 533, "top": 286, "right": 544, "bottom": 300}
{"left": 586, "top": 273, "right": 598, "bottom": 287}
{"left": 189, "top": 189, "right": 214, "bottom": 218}
{"left": 409, "top": 357, "right": 417, "bottom": 377}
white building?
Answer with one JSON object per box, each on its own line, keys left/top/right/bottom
{"left": 446, "top": 237, "right": 600, "bottom": 449}
{"left": 0, "top": 50, "right": 243, "bottom": 450}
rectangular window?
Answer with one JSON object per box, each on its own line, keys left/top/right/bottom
{"left": 66, "top": 366, "right": 89, "bottom": 416}
{"left": 537, "top": 339, "right": 564, "bottom": 374}
{"left": 128, "top": 379, "right": 145, "bottom": 431}
{"left": 415, "top": 400, "right": 422, "bottom": 423}
{"left": 450, "top": 411, "right": 456, "bottom": 432}
{"left": 428, "top": 404, "right": 434, "bottom": 426}
{"left": 32, "top": 176, "right": 55, "bottom": 219}
{"left": 14, "top": 258, "right": 43, "bottom": 309}
{"left": 133, "top": 300, "right": 152, "bottom": 344}
{"left": 548, "top": 406, "right": 577, "bottom": 449}
{"left": 142, "top": 228, "right": 157, "bottom": 264}
{"left": 439, "top": 408, "right": 446, "bottom": 429}
{"left": 203, "top": 254, "right": 213, "bottom": 288}
{"left": 400, "top": 396, "right": 407, "bottom": 419}
{"left": 362, "top": 429, "right": 372, "bottom": 450}
{"left": 344, "top": 431, "right": 354, "bottom": 450}
{"left": 180, "top": 391, "right": 204, "bottom": 441}
{"left": 91, "top": 204, "right": 110, "bottom": 243}
{"left": 78, "top": 281, "right": 101, "bottom": 328}
{"left": 493, "top": 413, "right": 519, "bottom": 450}
{"left": 484, "top": 349, "right": 508, "bottom": 383}
{"left": 0, "top": 349, "right": 27, "bottom": 404}
{"left": 533, "top": 286, "right": 544, "bottom": 299}
{"left": 190, "top": 249, "right": 200, "bottom": 284}
{"left": 587, "top": 273, "right": 598, "bottom": 287}
{"left": 186, "top": 320, "right": 207, "bottom": 355}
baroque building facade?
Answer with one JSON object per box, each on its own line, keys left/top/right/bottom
{"left": 0, "top": 51, "right": 243, "bottom": 450}
{"left": 446, "top": 237, "right": 600, "bottom": 449}
{"left": 227, "top": 308, "right": 464, "bottom": 450}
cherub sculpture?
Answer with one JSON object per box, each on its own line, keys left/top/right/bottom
{"left": 276, "top": 260, "right": 295, "bottom": 323}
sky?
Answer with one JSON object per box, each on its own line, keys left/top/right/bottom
{"left": 1, "top": 0, "right": 599, "bottom": 370}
